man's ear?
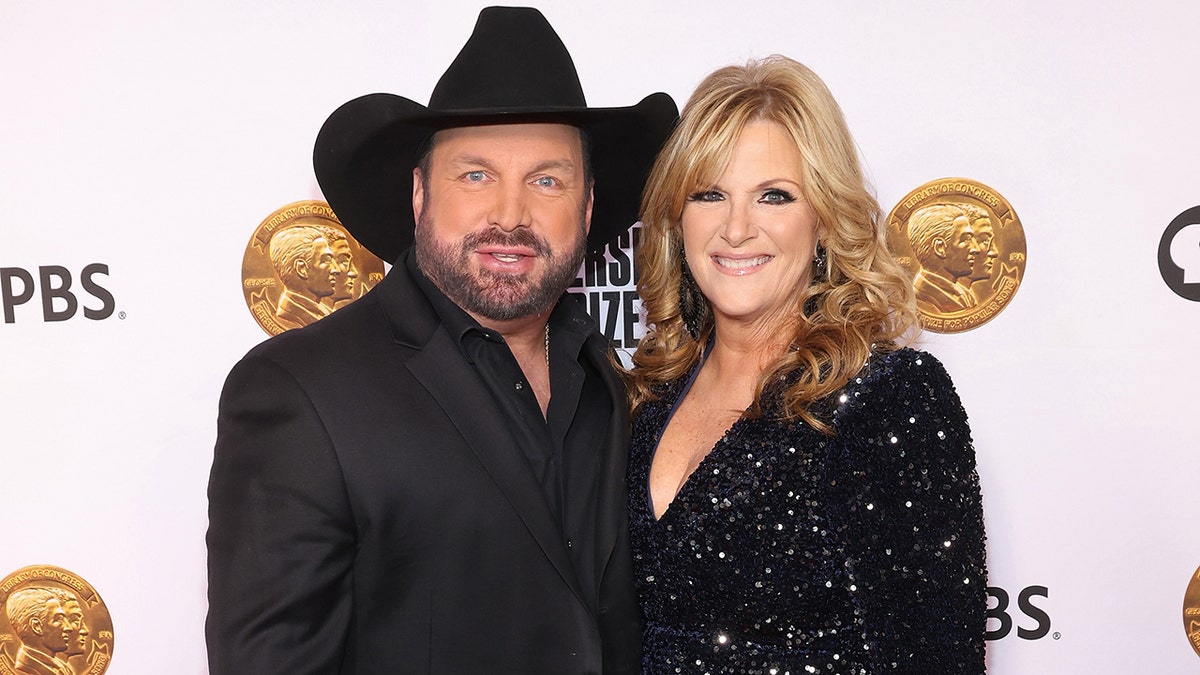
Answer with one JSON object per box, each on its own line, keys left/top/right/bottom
{"left": 932, "top": 237, "right": 948, "bottom": 258}
{"left": 412, "top": 168, "right": 425, "bottom": 224}
{"left": 295, "top": 259, "right": 310, "bottom": 279}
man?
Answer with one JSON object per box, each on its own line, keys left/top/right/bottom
{"left": 961, "top": 204, "right": 999, "bottom": 299}
{"left": 5, "top": 587, "right": 73, "bottom": 675}
{"left": 206, "top": 7, "right": 676, "bottom": 674}
{"left": 268, "top": 223, "right": 341, "bottom": 328}
{"left": 323, "top": 227, "right": 360, "bottom": 310}
{"left": 57, "top": 593, "right": 88, "bottom": 666}
{"left": 907, "top": 203, "right": 982, "bottom": 313}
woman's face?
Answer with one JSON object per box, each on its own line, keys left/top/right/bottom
{"left": 681, "top": 120, "right": 819, "bottom": 333}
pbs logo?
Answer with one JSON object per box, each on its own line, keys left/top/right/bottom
{"left": 986, "top": 585, "right": 1052, "bottom": 641}
{"left": 1160, "top": 206, "right": 1200, "bottom": 301}
{"left": 1, "top": 264, "right": 116, "bottom": 323}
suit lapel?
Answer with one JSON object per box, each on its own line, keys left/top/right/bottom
{"left": 402, "top": 308, "right": 588, "bottom": 609}
{"left": 583, "top": 334, "right": 630, "bottom": 583}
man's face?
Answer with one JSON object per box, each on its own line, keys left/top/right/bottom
{"left": 330, "top": 238, "right": 358, "bottom": 302}
{"left": 412, "top": 122, "right": 592, "bottom": 322}
{"left": 941, "top": 215, "right": 980, "bottom": 279}
{"left": 61, "top": 599, "right": 88, "bottom": 657}
{"left": 301, "top": 236, "right": 339, "bottom": 298}
{"left": 968, "top": 218, "right": 997, "bottom": 282}
{"left": 34, "top": 598, "right": 69, "bottom": 653}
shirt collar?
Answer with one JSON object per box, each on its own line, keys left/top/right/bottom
{"left": 406, "top": 249, "right": 484, "bottom": 346}
{"left": 405, "top": 248, "right": 600, "bottom": 359}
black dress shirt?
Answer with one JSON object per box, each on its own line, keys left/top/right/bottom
{"left": 408, "top": 255, "right": 610, "bottom": 610}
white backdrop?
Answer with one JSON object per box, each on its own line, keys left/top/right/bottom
{"left": 3, "top": 1, "right": 1199, "bottom": 672}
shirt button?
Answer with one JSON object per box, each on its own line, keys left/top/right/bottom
{"left": 566, "top": 539, "right": 573, "bottom": 549}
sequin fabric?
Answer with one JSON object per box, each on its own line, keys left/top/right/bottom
{"left": 628, "top": 348, "right": 987, "bottom": 674}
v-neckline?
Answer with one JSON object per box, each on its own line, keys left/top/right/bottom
{"left": 647, "top": 412, "right": 746, "bottom": 523}
{"left": 645, "top": 342, "right": 748, "bottom": 523}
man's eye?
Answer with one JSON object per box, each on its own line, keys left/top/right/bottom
{"left": 687, "top": 190, "right": 723, "bottom": 203}
{"left": 465, "top": 171, "right": 487, "bottom": 182}
{"left": 760, "top": 189, "right": 796, "bottom": 205}
{"left": 534, "top": 176, "right": 559, "bottom": 188}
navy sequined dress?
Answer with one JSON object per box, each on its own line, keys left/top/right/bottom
{"left": 628, "top": 348, "right": 986, "bottom": 674}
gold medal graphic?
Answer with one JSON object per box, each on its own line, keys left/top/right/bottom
{"left": 0, "top": 565, "right": 114, "bottom": 675}
{"left": 886, "top": 178, "right": 1026, "bottom": 333}
{"left": 1184, "top": 565, "right": 1200, "bottom": 658}
{"left": 241, "top": 200, "right": 386, "bottom": 336}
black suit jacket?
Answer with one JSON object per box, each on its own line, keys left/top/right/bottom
{"left": 206, "top": 251, "right": 640, "bottom": 674}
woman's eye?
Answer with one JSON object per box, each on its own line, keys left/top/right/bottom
{"left": 687, "top": 190, "right": 724, "bottom": 203}
{"left": 760, "top": 189, "right": 796, "bottom": 205}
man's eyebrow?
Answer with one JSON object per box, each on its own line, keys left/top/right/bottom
{"left": 528, "top": 159, "right": 577, "bottom": 175}
{"left": 448, "top": 154, "right": 500, "bottom": 172}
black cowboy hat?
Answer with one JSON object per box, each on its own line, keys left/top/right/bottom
{"left": 313, "top": 6, "right": 678, "bottom": 263}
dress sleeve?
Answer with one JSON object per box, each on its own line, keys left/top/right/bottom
{"left": 828, "top": 350, "right": 987, "bottom": 673}
{"left": 206, "top": 353, "right": 356, "bottom": 674}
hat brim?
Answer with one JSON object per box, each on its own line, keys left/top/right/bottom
{"left": 313, "top": 92, "right": 678, "bottom": 263}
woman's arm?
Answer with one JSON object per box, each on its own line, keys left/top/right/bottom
{"left": 828, "top": 349, "right": 987, "bottom": 674}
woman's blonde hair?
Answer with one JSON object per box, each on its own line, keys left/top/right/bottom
{"left": 629, "top": 55, "right": 918, "bottom": 432}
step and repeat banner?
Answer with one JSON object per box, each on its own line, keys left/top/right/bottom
{"left": 3, "top": 1, "right": 1198, "bottom": 672}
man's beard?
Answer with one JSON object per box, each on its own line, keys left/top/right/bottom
{"left": 415, "top": 214, "right": 587, "bottom": 322}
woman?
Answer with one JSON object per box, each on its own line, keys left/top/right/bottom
{"left": 626, "top": 56, "right": 987, "bottom": 673}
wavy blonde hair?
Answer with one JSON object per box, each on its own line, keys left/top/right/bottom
{"left": 629, "top": 55, "right": 918, "bottom": 432}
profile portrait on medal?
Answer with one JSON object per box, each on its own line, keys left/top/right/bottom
{"left": 323, "top": 227, "right": 364, "bottom": 310}
{"left": 267, "top": 222, "right": 342, "bottom": 328}
{"left": 960, "top": 203, "right": 999, "bottom": 296}
{"left": 56, "top": 593, "right": 88, "bottom": 665}
{"left": 3, "top": 585, "right": 88, "bottom": 675}
{"left": 241, "top": 202, "right": 385, "bottom": 337}
{"left": 905, "top": 202, "right": 984, "bottom": 313}
{"left": 886, "top": 179, "right": 1025, "bottom": 332}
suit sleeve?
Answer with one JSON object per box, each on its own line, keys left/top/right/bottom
{"left": 206, "top": 354, "right": 356, "bottom": 674}
{"left": 830, "top": 351, "right": 987, "bottom": 673}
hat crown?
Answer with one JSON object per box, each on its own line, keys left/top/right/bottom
{"left": 313, "top": 6, "right": 678, "bottom": 263}
{"left": 429, "top": 7, "right": 587, "bottom": 112}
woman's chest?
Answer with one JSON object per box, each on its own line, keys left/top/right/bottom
{"left": 629, "top": 412, "right": 858, "bottom": 629}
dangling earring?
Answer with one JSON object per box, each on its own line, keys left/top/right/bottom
{"left": 812, "top": 244, "right": 828, "bottom": 281}
{"left": 678, "top": 256, "right": 706, "bottom": 340}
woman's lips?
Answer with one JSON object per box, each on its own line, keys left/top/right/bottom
{"left": 712, "top": 254, "right": 772, "bottom": 274}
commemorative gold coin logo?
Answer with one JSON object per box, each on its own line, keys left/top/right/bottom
{"left": 242, "top": 200, "right": 386, "bottom": 336}
{"left": 0, "top": 565, "right": 114, "bottom": 675}
{"left": 886, "top": 178, "right": 1027, "bottom": 333}
{"left": 1184, "top": 565, "right": 1200, "bottom": 658}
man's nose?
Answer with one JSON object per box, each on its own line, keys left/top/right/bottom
{"left": 490, "top": 182, "right": 531, "bottom": 231}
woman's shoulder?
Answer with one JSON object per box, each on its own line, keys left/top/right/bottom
{"left": 846, "top": 347, "right": 958, "bottom": 403}
{"left": 831, "top": 346, "right": 970, "bottom": 448}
